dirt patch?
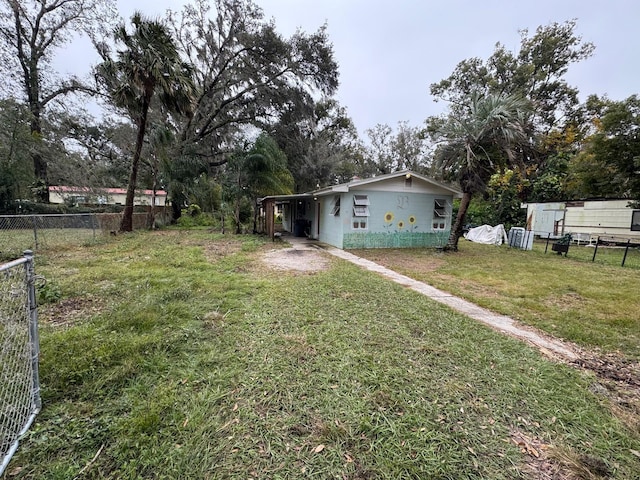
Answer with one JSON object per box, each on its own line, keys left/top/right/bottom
{"left": 40, "top": 296, "right": 107, "bottom": 328}
{"left": 262, "top": 247, "right": 329, "bottom": 273}
{"left": 514, "top": 430, "right": 614, "bottom": 480}
{"left": 574, "top": 350, "right": 640, "bottom": 388}
{"left": 570, "top": 347, "right": 640, "bottom": 433}
{"left": 543, "top": 292, "right": 588, "bottom": 311}
{"left": 202, "top": 241, "right": 242, "bottom": 262}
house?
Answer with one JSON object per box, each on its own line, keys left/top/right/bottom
{"left": 523, "top": 199, "right": 640, "bottom": 242}
{"left": 260, "top": 171, "right": 462, "bottom": 249}
{"left": 49, "top": 186, "right": 168, "bottom": 207}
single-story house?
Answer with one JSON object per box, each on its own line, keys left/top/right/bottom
{"left": 49, "top": 186, "right": 167, "bottom": 207}
{"left": 522, "top": 199, "right": 640, "bottom": 242}
{"left": 260, "top": 170, "right": 462, "bottom": 249}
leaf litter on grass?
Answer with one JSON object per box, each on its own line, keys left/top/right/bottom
{"left": 7, "top": 231, "right": 639, "bottom": 479}
{"left": 263, "top": 243, "right": 640, "bottom": 478}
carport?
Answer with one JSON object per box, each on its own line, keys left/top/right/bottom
{"left": 259, "top": 194, "right": 315, "bottom": 240}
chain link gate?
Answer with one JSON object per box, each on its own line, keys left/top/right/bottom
{"left": 0, "top": 251, "right": 41, "bottom": 475}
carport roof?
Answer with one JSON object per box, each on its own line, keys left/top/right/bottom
{"left": 259, "top": 193, "right": 313, "bottom": 203}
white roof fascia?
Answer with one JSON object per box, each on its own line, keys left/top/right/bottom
{"left": 312, "top": 170, "right": 462, "bottom": 197}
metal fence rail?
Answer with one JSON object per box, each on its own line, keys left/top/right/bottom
{"left": 0, "top": 251, "right": 40, "bottom": 476}
{"left": 535, "top": 231, "right": 640, "bottom": 268}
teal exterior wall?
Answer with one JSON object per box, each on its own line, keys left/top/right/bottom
{"left": 337, "top": 190, "right": 452, "bottom": 249}
{"left": 318, "top": 195, "right": 344, "bottom": 248}
{"left": 343, "top": 231, "right": 449, "bottom": 249}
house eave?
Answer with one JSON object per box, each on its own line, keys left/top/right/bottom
{"left": 314, "top": 170, "right": 462, "bottom": 197}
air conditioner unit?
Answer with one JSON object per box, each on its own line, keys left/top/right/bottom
{"left": 508, "top": 227, "right": 533, "bottom": 250}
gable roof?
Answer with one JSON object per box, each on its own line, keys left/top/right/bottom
{"left": 312, "top": 170, "right": 462, "bottom": 197}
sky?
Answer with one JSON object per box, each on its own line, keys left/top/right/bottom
{"left": 57, "top": 0, "right": 640, "bottom": 136}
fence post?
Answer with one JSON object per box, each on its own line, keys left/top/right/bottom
{"left": 592, "top": 236, "right": 599, "bottom": 262}
{"left": 621, "top": 239, "right": 631, "bottom": 267}
{"left": 544, "top": 233, "right": 550, "bottom": 253}
{"left": 31, "top": 216, "right": 38, "bottom": 250}
{"left": 23, "top": 250, "right": 41, "bottom": 412}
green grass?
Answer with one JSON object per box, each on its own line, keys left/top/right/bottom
{"left": 3, "top": 230, "right": 639, "bottom": 478}
{"left": 0, "top": 228, "right": 102, "bottom": 261}
{"left": 355, "top": 240, "right": 640, "bottom": 360}
{"left": 534, "top": 238, "right": 640, "bottom": 269}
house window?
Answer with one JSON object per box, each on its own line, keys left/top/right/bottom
{"left": 352, "top": 194, "right": 370, "bottom": 230}
{"left": 330, "top": 195, "right": 340, "bottom": 216}
{"left": 432, "top": 198, "right": 448, "bottom": 230}
{"left": 632, "top": 211, "right": 640, "bottom": 231}
{"left": 353, "top": 194, "right": 370, "bottom": 216}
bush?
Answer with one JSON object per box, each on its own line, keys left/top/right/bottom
{"left": 186, "top": 204, "right": 202, "bottom": 217}
{"left": 176, "top": 211, "right": 216, "bottom": 228}
{"left": 16, "top": 202, "right": 68, "bottom": 215}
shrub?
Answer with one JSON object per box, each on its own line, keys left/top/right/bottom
{"left": 186, "top": 204, "right": 202, "bottom": 217}
{"left": 176, "top": 211, "right": 216, "bottom": 228}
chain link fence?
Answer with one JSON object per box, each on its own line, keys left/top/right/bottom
{"left": 0, "top": 210, "right": 172, "bottom": 259}
{"left": 1, "top": 251, "right": 41, "bottom": 476}
{"left": 0, "top": 214, "right": 98, "bottom": 257}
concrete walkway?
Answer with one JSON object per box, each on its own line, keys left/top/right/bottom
{"left": 314, "top": 244, "right": 578, "bottom": 361}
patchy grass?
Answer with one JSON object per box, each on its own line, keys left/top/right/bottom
{"left": 355, "top": 240, "right": 640, "bottom": 360}
{"left": 0, "top": 228, "right": 102, "bottom": 261}
{"left": 3, "top": 231, "right": 639, "bottom": 478}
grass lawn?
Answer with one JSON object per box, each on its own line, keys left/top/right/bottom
{"left": 354, "top": 240, "right": 640, "bottom": 361}
{"left": 0, "top": 228, "right": 100, "bottom": 261}
{"left": 2, "top": 230, "right": 639, "bottom": 478}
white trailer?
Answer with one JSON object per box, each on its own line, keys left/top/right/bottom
{"left": 523, "top": 200, "right": 640, "bottom": 242}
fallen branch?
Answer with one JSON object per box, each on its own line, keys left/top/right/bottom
{"left": 74, "top": 443, "right": 105, "bottom": 479}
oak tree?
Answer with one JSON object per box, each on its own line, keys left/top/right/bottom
{"left": 167, "top": 0, "right": 339, "bottom": 167}
{"left": 0, "top": 0, "right": 117, "bottom": 201}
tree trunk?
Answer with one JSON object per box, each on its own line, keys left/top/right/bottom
{"left": 30, "top": 112, "right": 50, "bottom": 203}
{"left": 252, "top": 198, "right": 259, "bottom": 234}
{"left": 234, "top": 199, "right": 241, "bottom": 234}
{"left": 446, "top": 191, "right": 472, "bottom": 251}
{"left": 120, "top": 100, "right": 149, "bottom": 232}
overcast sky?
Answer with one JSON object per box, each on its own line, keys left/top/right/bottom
{"left": 58, "top": 0, "right": 640, "bottom": 136}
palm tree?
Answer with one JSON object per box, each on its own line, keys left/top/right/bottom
{"left": 431, "top": 93, "right": 531, "bottom": 250}
{"left": 95, "top": 12, "right": 194, "bottom": 232}
{"left": 226, "top": 133, "right": 293, "bottom": 234}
